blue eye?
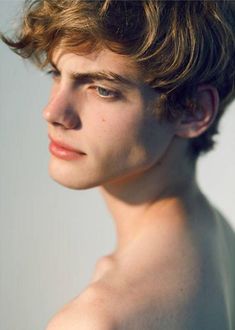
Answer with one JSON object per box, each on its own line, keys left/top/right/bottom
{"left": 96, "top": 86, "right": 117, "bottom": 98}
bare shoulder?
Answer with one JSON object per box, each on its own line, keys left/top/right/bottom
{"left": 45, "top": 284, "right": 118, "bottom": 330}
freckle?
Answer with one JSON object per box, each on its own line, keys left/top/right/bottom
{"left": 102, "top": 118, "right": 106, "bottom": 122}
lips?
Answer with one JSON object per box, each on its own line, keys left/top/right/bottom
{"left": 48, "top": 134, "right": 85, "bottom": 154}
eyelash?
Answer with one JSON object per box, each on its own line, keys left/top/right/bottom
{"left": 46, "top": 69, "right": 121, "bottom": 100}
{"left": 46, "top": 69, "right": 60, "bottom": 79}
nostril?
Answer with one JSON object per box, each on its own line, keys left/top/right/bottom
{"left": 42, "top": 95, "right": 81, "bottom": 129}
{"left": 66, "top": 115, "right": 82, "bottom": 130}
{"left": 43, "top": 108, "right": 82, "bottom": 130}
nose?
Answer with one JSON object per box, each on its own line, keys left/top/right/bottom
{"left": 43, "top": 89, "right": 81, "bottom": 129}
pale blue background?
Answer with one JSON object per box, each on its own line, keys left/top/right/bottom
{"left": 0, "top": 2, "right": 235, "bottom": 330}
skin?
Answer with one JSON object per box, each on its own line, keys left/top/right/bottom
{"left": 44, "top": 48, "right": 235, "bottom": 329}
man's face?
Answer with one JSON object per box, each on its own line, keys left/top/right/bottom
{"left": 43, "top": 47, "right": 175, "bottom": 189}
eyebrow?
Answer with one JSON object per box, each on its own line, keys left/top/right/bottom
{"left": 50, "top": 61, "right": 138, "bottom": 88}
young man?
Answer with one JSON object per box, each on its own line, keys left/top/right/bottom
{"left": 1, "top": 0, "right": 235, "bottom": 329}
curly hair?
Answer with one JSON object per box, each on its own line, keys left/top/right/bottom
{"left": 1, "top": 0, "right": 235, "bottom": 161}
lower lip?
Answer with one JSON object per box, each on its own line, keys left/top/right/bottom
{"left": 49, "top": 142, "right": 86, "bottom": 160}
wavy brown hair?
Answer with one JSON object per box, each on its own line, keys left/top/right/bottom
{"left": 1, "top": 0, "right": 235, "bottom": 161}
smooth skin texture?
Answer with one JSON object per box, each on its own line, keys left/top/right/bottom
{"left": 44, "top": 48, "right": 235, "bottom": 329}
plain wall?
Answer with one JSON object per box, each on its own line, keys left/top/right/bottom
{"left": 0, "top": 2, "right": 235, "bottom": 330}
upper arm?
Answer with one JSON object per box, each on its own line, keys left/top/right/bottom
{"left": 46, "top": 286, "right": 117, "bottom": 330}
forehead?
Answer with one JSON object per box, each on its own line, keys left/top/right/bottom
{"left": 51, "top": 47, "right": 142, "bottom": 82}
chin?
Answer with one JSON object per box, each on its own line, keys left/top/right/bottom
{"left": 47, "top": 154, "right": 152, "bottom": 190}
{"left": 49, "top": 172, "right": 100, "bottom": 190}
{"left": 48, "top": 169, "right": 101, "bottom": 190}
{"left": 48, "top": 159, "right": 99, "bottom": 190}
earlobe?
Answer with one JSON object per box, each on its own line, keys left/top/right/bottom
{"left": 175, "top": 84, "right": 219, "bottom": 138}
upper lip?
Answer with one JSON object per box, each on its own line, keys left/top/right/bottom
{"left": 48, "top": 134, "right": 85, "bottom": 154}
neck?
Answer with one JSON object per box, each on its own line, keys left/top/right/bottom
{"left": 99, "top": 141, "right": 199, "bottom": 255}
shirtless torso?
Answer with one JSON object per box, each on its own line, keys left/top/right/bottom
{"left": 46, "top": 194, "right": 235, "bottom": 330}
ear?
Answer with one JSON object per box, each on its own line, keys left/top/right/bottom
{"left": 174, "top": 84, "right": 219, "bottom": 138}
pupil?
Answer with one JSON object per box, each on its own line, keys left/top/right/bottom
{"left": 99, "top": 87, "right": 110, "bottom": 96}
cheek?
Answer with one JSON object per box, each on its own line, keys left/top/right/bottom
{"left": 82, "top": 106, "right": 144, "bottom": 174}
{"left": 83, "top": 97, "right": 173, "bottom": 174}
{"left": 88, "top": 109, "right": 165, "bottom": 171}
{"left": 137, "top": 116, "right": 171, "bottom": 156}
{"left": 85, "top": 98, "right": 143, "bottom": 144}
{"left": 98, "top": 110, "right": 144, "bottom": 150}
